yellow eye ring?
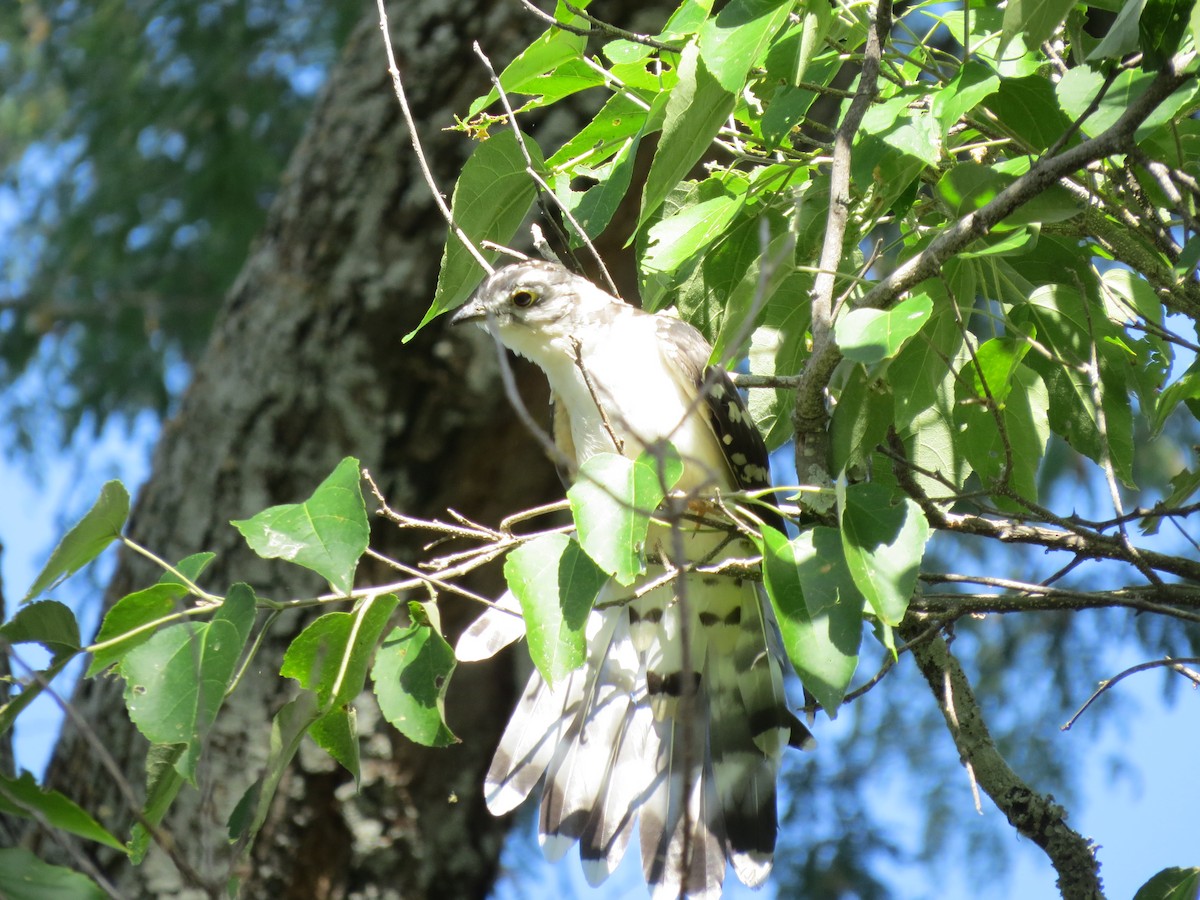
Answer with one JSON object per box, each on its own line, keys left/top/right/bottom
{"left": 511, "top": 289, "right": 537, "bottom": 308}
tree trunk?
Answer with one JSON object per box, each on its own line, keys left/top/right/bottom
{"left": 20, "top": 3, "right": 581, "bottom": 896}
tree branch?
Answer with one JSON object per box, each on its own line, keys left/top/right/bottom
{"left": 857, "top": 51, "right": 1194, "bottom": 313}
{"left": 794, "top": 49, "right": 1196, "bottom": 497}
{"left": 900, "top": 622, "right": 1105, "bottom": 900}
{"left": 793, "top": 0, "right": 892, "bottom": 507}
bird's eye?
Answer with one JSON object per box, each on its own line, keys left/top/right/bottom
{"left": 511, "top": 289, "right": 537, "bottom": 309}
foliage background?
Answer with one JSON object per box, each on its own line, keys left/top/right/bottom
{"left": 1, "top": 1, "right": 1198, "bottom": 898}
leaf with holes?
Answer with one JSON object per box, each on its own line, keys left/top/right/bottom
{"left": 119, "top": 584, "right": 257, "bottom": 783}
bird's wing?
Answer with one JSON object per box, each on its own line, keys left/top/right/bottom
{"left": 653, "top": 315, "right": 786, "bottom": 532}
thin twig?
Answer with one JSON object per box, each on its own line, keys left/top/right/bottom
{"left": 4, "top": 649, "right": 215, "bottom": 893}
{"left": 1062, "top": 656, "right": 1200, "bottom": 731}
{"left": 376, "top": 1, "right": 494, "bottom": 274}
{"left": 471, "top": 41, "right": 621, "bottom": 297}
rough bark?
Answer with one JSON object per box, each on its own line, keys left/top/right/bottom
{"left": 11, "top": 3, "right": 610, "bottom": 897}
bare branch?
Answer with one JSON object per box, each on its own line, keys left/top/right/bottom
{"left": 900, "top": 624, "right": 1104, "bottom": 899}
{"left": 1063, "top": 656, "right": 1200, "bottom": 731}
{"left": 794, "top": 0, "right": 892, "bottom": 506}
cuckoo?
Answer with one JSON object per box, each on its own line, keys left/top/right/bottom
{"left": 450, "top": 259, "right": 811, "bottom": 899}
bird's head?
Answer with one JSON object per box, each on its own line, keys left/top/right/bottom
{"left": 450, "top": 260, "right": 622, "bottom": 356}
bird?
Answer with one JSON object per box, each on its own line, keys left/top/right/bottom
{"left": 449, "top": 259, "right": 812, "bottom": 899}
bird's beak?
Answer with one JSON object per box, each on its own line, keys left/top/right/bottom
{"left": 449, "top": 296, "right": 487, "bottom": 326}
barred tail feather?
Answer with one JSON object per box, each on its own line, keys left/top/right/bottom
{"left": 484, "top": 665, "right": 583, "bottom": 815}
{"left": 641, "top": 713, "right": 726, "bottom": 900}
{"left": 540, "top": 613, "right": 630, "bottom": 861}
{"left": 579, "top": 701, "right": 656, "bottom": 885}
{"left": 455, "top": 590, "right": 525, "bottom": 662}
{"left": 481, "top": 562, "right": 811, "bottom": 897}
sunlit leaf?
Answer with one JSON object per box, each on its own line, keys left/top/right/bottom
{"left": 567, "top": 448, "right": 684, "bottom": 585}
{"left": 837, "top": 481, "right": 929, "bottom": 630}
{"left": 22, "top": 481, "right": 128, "bottom": 603}
{"left": 280, "top": 592, "right": 400, "bottom": 709}
{"left": 503, "top": 533, "right": 607, "bottom": 685}
{"left": 698, "top": 0, "right": 793, "bottom": 93}
{"left": 760, "top": 525, "right": 862, "bottom": 715}
{"left": 87, "top": 553, "right": 215, "bottom": 675}
{"left": 407, "top": 132, "right": 544, "bottom": 339}
{"left": 232, "top": 456, "right": 368, "bottom": 594}
{"left": 120, "top": 584, "right": 257, "bottom": 782}
{"left": 835, "top": 294, "right": 933, "bottom": 364}
{"left": 638, "top": 42, "right": 736, "bottom": 230}
{"left": 372, "top": 608, "right": 459, "bottom": 747}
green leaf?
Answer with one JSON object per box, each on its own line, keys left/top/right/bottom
{"left": 86, "top": 584, "right": 181, "bottom": 676}
{"left": 858, "top": 91, "right": 940, "bottom": 167}
{"left": 503, "top": 533, "right": 607, "bottom": 685}
{"left": 309, "top": 706, "right": 360, "bottom": 783}
{"left": 709, "top": 220, "right": 798, "bottom": 365}
{"left": 0, "top": 654, "right": 75, "bottom": 738}
{"left": 1139, "top": 0, "right": 1192, "bottom": 68}
{"left": 567, "top": 448, "right": 684, "bottom": 585}
{"left": 232, "top": 456, "right": 368, "bottom": 594}
{"left": 22, "top": 480, "right": 128, "bottom": 603}
{"left": 830, "top": 365, "right": 892, "bottom": 476}
{"left": 0, "top": 848, "right": 107, "bottom": 900}
{"left": 1013, "top": 284, "right": 1136, "bottom": 486}
{"left": 837, "top": 481, "right": 929, "bottom": 629}
{"left": 0, "top": 770, "right": 125, "bottom": 852}
{"left": 128, "top": 743, "right": 186, "bottom": 864}
{"left": 891, "top": 310, "right": 971, "bottom": 499}
{"left": 748, "top": 271, "right": 813, "bottom": 449}
{"left": 932, "top": 61, "right": 1000, "bottom": 132}
{"left": 698, "top": 0, "right": 793, "bottom": 93}
{"left": 643, "top": 191, "right": 744, "bottom": 275}
{"left": 279, "top": 592, "right": 400, "bottom": 709}
{"left": 967, "top": 335, "right": 1033, "bottom": 406}
{"left": 157, "top": 551, "right": 217, "bottom": 590}
{"left": 465, "top": 27, "right": 592, "bottom": 118}
{"left": 1057, "top": 63, "right": 1199, "bottom": 142}
{"left": 372, "top": 611, "right": 459, "bottom": 747}
{"left": 87, "top": 554, "right": 214, "bottom": 676}
{"left": 1152, "top": 361, "right": 1200, "bottom": 437}
{"left": 835, "top": 294, "right": 933, "bottom": 364}
{"left": 637, "top": 42, "right": 737, "bottom": 230}
{"left": 547, "top": 92, "right": 649, "bottom": 170}
{"left": 227, "top": 692, "right": 321, "bottom": 849}
{"left": 407, "top": 131, "right": 544, "bottom": 339}
{"left": 1087, "top": 0, "right": 1145, "bottom": 60}
{"left": 760, "top": 525, "right": 862, "bottom": 715}
{"left": 983, "top": 75, "right": 1073, "bottom": 152}
{"left": 555, "top": 132, "right": 645, "bottom": 245}
{"left": 955, "top": 363, "right": 1050, "bottom": 506}
{"left": 119, "top": 583, "right": 257, "bottom": 783}
{"left": 1000, "top": 0, "right": 1075, "bottom": 52}
{"left": 1, "top": 600, "right": 80, "bottom": 661}
{"left": 0, "top": 602, "right": 81, "bottom": 737}
{"left": 1134, "top": 866, "right": 1200, "bottom": 900}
